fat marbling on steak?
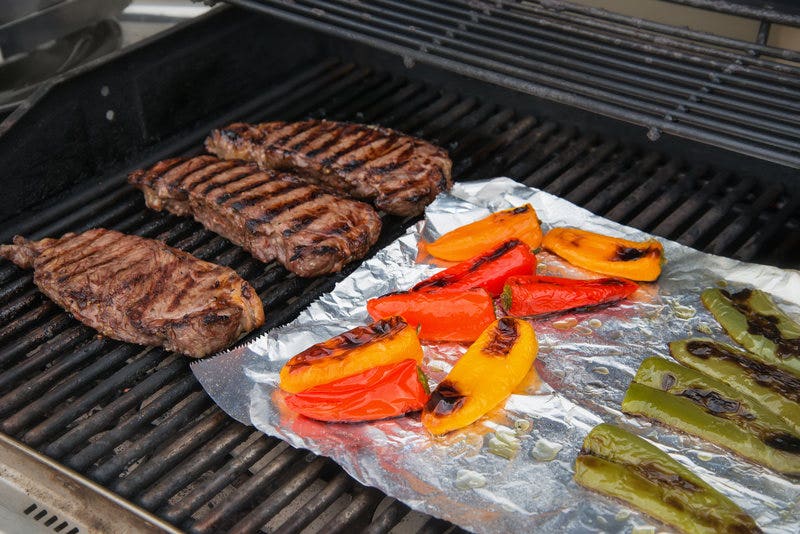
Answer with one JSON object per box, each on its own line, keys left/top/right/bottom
{"left": 0, "top": 229, "right": 264, "bottom": 358}
{"left": 205, "top": 120, "right": 452, "bottom": 216}
{"left": 129, "top": 156, "right": 382, "bottom": 277}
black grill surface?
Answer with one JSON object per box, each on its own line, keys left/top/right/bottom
{"left": 1, "top": 51, "right": 799, "bottom": 534}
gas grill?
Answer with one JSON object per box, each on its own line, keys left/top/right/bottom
{"left": 1, "top": 1, "right": 799, "bottom": 532}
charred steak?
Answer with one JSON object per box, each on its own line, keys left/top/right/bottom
{"left": 205, "top": 120, "right": 452, "bottom": 216}
{"left": 0, "top": 229, "right": 264, "bottom": 358}
{"left": 129, "top": 156, "right": 382, "bottom": 277}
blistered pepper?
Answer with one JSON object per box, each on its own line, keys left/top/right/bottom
{"left": 279, "top": 316, "right": 423, "bottom": 394}
{"left": 422, "top": 317, "right": 538, "bottom": 435}
{"left": 542, "top": 227, "right": 664, "bottom": 281}
{"left": 413, "top": 239, "right": 536, "bottom": 297}
{"left": 501, "top": 275, "right": 638, "bottom": 317}
{"left": 701, "top": 288, "right": 800, "bottom": 377}
{"left": 424, "top": 204, "right": 542, "bottom": 262}
{"left": 367, "top": 288, "right": 496, "bottom": 343}
{"left": 670, "top": 338, "right": 800, "bottom": 436}
{"left": 284, "top": 359, "right": 429, "bottom": 422}
{"left": 574, "top": 423, "right": 761, "bottom": 534}
{"left": 622, "top": 357, "right": 800, "bottom": 475}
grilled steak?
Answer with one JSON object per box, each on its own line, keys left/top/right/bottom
{"left": 0, "top": 229, "right": 264, "bottom": 358}
{"left": 129, "top": 156, "right": 382, "bottom": 277}
{"left": 205, "top": 120, "right": 452, "bottom": 216}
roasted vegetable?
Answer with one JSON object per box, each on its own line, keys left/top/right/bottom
{"left": 284, "top": 359, "right": 428, "bottom": 422}
{"left": 367, "top": 288, "right": 496, "bottom": 343}
{"left": 574, "top": 423, "right": 761, "bottom": 534}
{"left": 501, "top": 275, "right": 638, "bottom": 317}
{"left": 279, "top": 316, "right": 423, "bottom": 394}
{"left": 542, "top": 227, "right": 663, "bottom": 282}
{"left": 413, "top": 239, "right": 536, "bottom": 297}
{"left": 424, "top": 204, "right": 542, "bottom": 262}
{"left": 622, "top": 357, "right": 800, "bottom": 475}
{"left": 701, "top": 288, "right": 800, "bottom": 377}
{"left": 671, "top": 338, "right": 800, "bottom": 435}
{"left": 422, "top": 317, "right": 538, "bottom": 435}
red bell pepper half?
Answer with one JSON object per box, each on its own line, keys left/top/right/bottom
{"left": 284, "top": 359, "right": 429, "bottom": 422}
{"left": 413, "top": 239, "right": 537, "bottom": 297}
{"left": 501, "top": 275, "right": 638, "bottom": 317}
{"left": 367, "top": 288, "right": 496, "bottom": 342}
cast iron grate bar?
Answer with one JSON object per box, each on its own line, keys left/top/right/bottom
{"left": 67, "top": 377, "right": 207, "bottom": 473}
{"left": 229, "top": 0, "right": 800, "bottom": 168}
{"left": 188, "top": 443, "right": 308, "bottom": 532}
{"left": 225, "top": 455, "right": 330, "bottom": 532}
{"left": 159, "top": 432, "right": 279, "bottom": 525}
{"left": 0, "top": 54, "right": 798, "bottom": 534}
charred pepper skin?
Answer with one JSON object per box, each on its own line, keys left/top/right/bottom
{"left": 422, "top": 317, "right": 538, "bottom": 435}
{"left": 574, "top": 423, "right": 761, "bottom": 534}
{"left": 501, "top": 275, "right": 638, "bottom": 317}
{"left": 424, "top": 204, "right": 542, "bottom": 262}
{"left": 622, "top": 357, "right": 800, "bottom": 475}
{"left": 279, "top": 316, "right": 423, "bottom": 394}
{"left": 412, "top": 239, "right": 536, "bottom": 297}
{"left": 542, "top": 227, "right": 664, "bottom": 281}
{"left": 670, "top": 338, "right": 800, "bottom": 435}
{"left": 701, "top": 288, "right": 800, "bottom": 377}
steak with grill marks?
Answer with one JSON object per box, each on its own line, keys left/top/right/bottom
{"left": 205, "top": 120, "right": 452, "bottom": 216}
{"left": 0, "top": 229, "right": 264, "bottom": 358}
{"left": 128, "top": 155, "right": 382, "bottom": 277}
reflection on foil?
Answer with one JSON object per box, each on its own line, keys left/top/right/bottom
{"left": 193, "top": 178, "right": 800, "bottom": 533}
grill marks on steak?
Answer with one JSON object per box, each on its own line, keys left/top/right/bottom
{"left": 129, "top": 156, "right": 382, "bottom": 277}
{"left": 205, "top": 120, "right": 453, "bottom": 216}
{"left": 0, "top": 229, "right": 265, "bottom": 358}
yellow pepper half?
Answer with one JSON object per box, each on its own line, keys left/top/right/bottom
{"left": 422, "top": 317, "right": 538, "bottom": 435}
{"left": 279, "top": 316, "right": 424, "bottom": 393}
{"left": 425, "top": 204, "right": 542, "bottom": 262}
{"left": 542, "top": 227, "right": 664, "bottom": 281}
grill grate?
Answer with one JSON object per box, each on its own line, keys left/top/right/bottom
{"left": 0, "top": 53, "right": 798, "bottom": 533}
{"left": 229, "top": 0, "right": 800, "bottom": 171}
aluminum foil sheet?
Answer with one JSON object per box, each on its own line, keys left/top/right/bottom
{"left": 192, "top": 178, "right": 800, "bottom": 533}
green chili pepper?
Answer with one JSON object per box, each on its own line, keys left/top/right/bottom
{"left": 670, "top": 338, "right": 800, "bottom": 435}
{"left": 701, "top": 288, "right": 800, "bottom": 377}
{"left": 622, "top": 357, "right": 800, "bottom": 475}
{"left": 574, "top": 423, "right": 761, "bottom": 534}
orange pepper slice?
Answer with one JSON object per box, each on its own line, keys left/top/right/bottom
{"left": 279, "top": 316, "right": 423, "bottom": 393}
{"left": 422, "top": 317, "right": 538, "bottom": 435}
{"left": 425, "top": 204, "right": 542, "bottom": 262}
{"left": 542, "top": 227, "right": 664, "bottom": 282}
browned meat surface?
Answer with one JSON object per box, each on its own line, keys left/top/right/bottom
{"left": 205, "top": 120, "right": 452, "bottom": 216}
{"left": 0, "top": 229, "right": 264, "bottom": 358}
{"left": 128, "top": 156, "right": 382, "bottom": 277}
